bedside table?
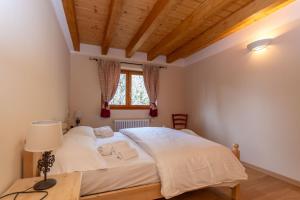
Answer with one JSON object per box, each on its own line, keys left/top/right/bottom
{"left": 1, "top": 172, "right": 82, "bottom": 200}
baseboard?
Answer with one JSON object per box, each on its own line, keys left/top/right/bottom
{"left": 242, "top": 162, "right": 300, "bottom": 188}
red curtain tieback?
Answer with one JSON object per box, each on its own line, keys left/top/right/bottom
{"left": 149, "top": 102, "right": 158, "bottom": 117}
{"left": 101, "top": 101, "right": 110, "bottom": 118}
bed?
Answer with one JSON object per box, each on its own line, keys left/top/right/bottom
{"left": 22, "top": 126, "right": 247, "bottom": 200}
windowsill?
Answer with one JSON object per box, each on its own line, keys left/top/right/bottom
{"left": 110, "top": 105, "right": 150, "bottom": 110}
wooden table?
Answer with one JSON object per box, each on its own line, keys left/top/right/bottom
{"left": 1, "top": 172, "right": 82, "bottom": 200}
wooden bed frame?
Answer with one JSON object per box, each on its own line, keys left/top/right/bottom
{"left": 22, "top": 144, "right": 241, "bottom": 200}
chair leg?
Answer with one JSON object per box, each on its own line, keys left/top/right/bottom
{"left": 231, "top": 184, "right": 240, "bottom": 200}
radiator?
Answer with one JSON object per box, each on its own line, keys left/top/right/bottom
{"left": 114, "top": 119, "right": 150, "bottom": 131}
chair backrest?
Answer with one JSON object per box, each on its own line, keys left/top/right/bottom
{"left": 172, "top": 114, "right": 188, "bottom": 129}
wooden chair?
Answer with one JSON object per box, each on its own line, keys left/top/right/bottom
{"left": 172, "top": 114, "right": 188, "bottom": 129}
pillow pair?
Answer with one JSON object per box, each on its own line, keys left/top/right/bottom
{"left": 51, "top": 127, "right": 107, "bottom": 174}
{"left": 68, "top": 126, "right": 97, "bottom": 140}
{"left": 68, "top": 125, "right": 114, "bottom": 138}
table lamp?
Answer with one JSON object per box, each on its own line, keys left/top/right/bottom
{"left": 25, "top": 120, "right": 63, "bottom": 190}
{"left": 74, "top": 111, "right": 82, "bottom": 126}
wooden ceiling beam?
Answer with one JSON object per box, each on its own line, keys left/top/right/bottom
{"left": 167, "top": 0, "right": 294, "bottom": 63}
{"left": 102, "top": 0, "right": 124, "bottom": 55}
{"left": 62, "top": 0, "right": 80, "bottom": 51}
{"left": 147, "top": 0, "right": 235, "bottom": 61}
{"left": 125, "top": 0, "right": 178, "bottom": 58}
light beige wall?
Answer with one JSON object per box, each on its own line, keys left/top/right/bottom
{"left": 0, "top": 1, "right": 70, "bottom": 192}
{"left": 185, "top": 20, "right": 300, "bottom": 182}
{"left": 70, "top": 53, "right": 185, "bottom": 128}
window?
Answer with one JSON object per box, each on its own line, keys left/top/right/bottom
{"left": 110, "top": 70, "right": 150, "bottom": 109}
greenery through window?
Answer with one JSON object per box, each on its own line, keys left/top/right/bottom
{"left": 110, "top": 70, "right": 150, "bottom": 109}
{"left": 110, "top": 74, "right": 126, "bottom": 105}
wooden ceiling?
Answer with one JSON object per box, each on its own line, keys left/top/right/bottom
{"left": 62, "top": 0, "right": 294, "bottom": 63}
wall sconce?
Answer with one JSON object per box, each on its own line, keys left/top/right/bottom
{"left": 247, "top": 38, "right": 272, "bottom": 52}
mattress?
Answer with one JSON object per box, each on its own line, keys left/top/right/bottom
{"left": 80, "top": 132, "right": 160, "bottom": 196}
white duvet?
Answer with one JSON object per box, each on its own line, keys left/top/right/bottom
{"left": 120, "top": 127, "right": 248, "bottom": 199}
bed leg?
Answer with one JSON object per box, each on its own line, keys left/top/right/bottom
{"left": 232, "top": 144, "right": 240, "bottom": 160}
{"left": 231, "top": 184, "right": 240, "bottom": 200}
{"left": 231, "top": 144, "right": 241, "bottom": 200}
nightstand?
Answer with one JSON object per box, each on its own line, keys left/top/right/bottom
{"left": 1, "top": 172, "right": 82, "bottom": 200}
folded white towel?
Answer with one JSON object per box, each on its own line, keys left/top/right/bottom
{"left": 98, "top": 144, "right": 113, "bottom": 156}
{"left": 94, "top": 126, "right": 114, "bottom": 137}
{"left": 116, "top": 148, "right": 138, "bottom": 160}
{"left": 98, "top": 141, "right": 130, "bottom": 156}
{"left": 112, "top": 141, "right": 130, "bottom": 152}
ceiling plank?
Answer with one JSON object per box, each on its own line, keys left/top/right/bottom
{"left": 62, "top": 0, "right": 80, "bottom": 51}
{"left": 125, "top": 0, "right": 178, "bottom": 58}
{"left": 167, "top": 0, "right": 294, "bottom": 63}
{"left": 102, "top": 0, "right": 124, "bottom": 55}
{"left": 147, "top": 0, "right": 235, "bottom": 61}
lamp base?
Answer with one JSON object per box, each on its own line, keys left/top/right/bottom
{"left": 33, "top": 178, "right": 56, "bottom": 190}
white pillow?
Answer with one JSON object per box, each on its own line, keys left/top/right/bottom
{"left": 181, "top": 129, "right": 199, "bottom": 137}
{"left": 68, "top": 126, "right": 96, "bottom": 140}
{"left": 94, "top": 126, "right": 114, "bottom": 137}
{"left": 50, "top": 133, "right": 107, "bottom": 174}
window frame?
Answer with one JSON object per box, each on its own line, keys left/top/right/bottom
{"left": 110, "top": 69, "right": 150, "bottom": 110}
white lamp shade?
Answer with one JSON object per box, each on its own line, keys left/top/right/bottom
{"left": 25, "top": 120, "right": 63, "bottom": 152}
{"left": 74, "top": 111, "right": 82, "bottom": 118}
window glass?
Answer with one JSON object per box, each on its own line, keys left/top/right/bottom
{"left": 109, "top": 70, "right": 151, "bottom": 109}
{"left": 110, "top": 73, "right": 126, "bottom": 105}
{"left": 131, "top": 74, "right": 150, "bottom": 105}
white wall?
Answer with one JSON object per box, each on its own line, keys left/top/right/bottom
{"left": 185, "top": 19, "right": 300, "bottom": 182}
{"left": 0, "top": 1, "right": 70, "bottom": 193}
{"left": 69, "top": 53, "right": 186, "bottom": 128}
